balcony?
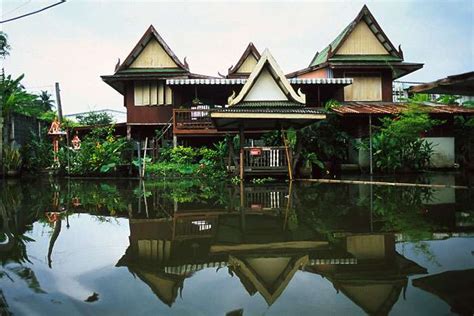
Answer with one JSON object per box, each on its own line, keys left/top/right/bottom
{"left": 173, "top": 109, "right": 219, "bottom": 135}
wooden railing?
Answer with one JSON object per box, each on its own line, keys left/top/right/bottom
{"left": 173, "top": 109, "right": 215, "bottom": 131}
{"left": 242, "top": 146, "right": 288, "bottom": 174}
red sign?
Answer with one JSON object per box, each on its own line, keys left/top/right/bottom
{"left": 250, "top": 148, "right": 262, "bottom": 156}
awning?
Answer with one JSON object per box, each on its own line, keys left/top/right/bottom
{"left": 409, "top": 71, "right": 474, "bottom": 96}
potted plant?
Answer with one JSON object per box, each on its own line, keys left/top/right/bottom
{"left": 3, "top": 146, "right": 23, "bottom": 177}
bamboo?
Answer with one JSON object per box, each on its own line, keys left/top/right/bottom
{"left": 296, "top": 178, "right": 469, "bottom": 190}
{"left": 282, "top": 131, "right": 293, "bottom": 180}
{"left": 142, "top": 137, "right": 148, "bottom": 178}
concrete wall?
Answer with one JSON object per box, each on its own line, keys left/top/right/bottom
{"left": 424, "top": 137, "right": 455, "bottom": 168}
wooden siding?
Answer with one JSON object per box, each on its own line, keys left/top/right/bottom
{"left": 336, "top": 21, "right": 389, "bottom": 55}
{"left": 344, "top": 75, "right": 382, "bottom": 101}
{"left": 130, "top": 38, "right": 179, "bottom": 68}
{"left": 334, "top": 69, "right": 392, "bottom": 102}
{"left": 236, "top": 54, "right": 258, "bottom": 73}
{"left": 125, "top": 83, "right": 173, "bottom": 123}
{"left": 134, "top": 81, "right": 173, "bottom": 106}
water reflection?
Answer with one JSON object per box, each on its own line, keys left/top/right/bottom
{"left": 0, "top": 176, "right": 473, "bottom": 315}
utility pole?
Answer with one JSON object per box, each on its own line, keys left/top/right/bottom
{"left": 55, "top": 82, "right": 63, "bottom": 123}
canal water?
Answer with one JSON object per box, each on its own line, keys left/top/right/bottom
{"left": 0, "top": 175, "right": 473, "bottom": 315}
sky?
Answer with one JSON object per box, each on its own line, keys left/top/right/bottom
{"left": 1, "top": 0, "right": 473, "bottom": 115}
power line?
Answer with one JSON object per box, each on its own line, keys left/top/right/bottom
{"left": 2, "top": 0, "right": 32, "bottom": 18}
{"left": 0, "top": 0, "right": 66, "bottom": 24}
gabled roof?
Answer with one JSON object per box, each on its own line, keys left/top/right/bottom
{"left": 309, "top": 5, "right": 403, "bottom": 67}
{"left": 229, "top": 255, "right": 309, "bottom": 305}
{"left": 228, "top": 49, "right": 306, "bottom": 106}
{"left": 116, "top": 25, "right": 189, "bottom": 73}
{"left": 227, "top": 43, "right": 261, "bottom": 78}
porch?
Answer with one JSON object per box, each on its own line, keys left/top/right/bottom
{"left": 173, "top": 109, "right": 220, "bottom": 135}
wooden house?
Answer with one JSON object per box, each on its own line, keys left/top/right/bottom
{"left": 102, "top": 6, "right": 474, "bottom": 171}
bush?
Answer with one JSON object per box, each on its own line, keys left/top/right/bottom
{"left": 362, "top": 105, "right": 441, "bottom": 172}
{"left": 61, "top": 126, "right": 131, "bottom": 175}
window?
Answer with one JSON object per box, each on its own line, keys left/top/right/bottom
{"left": 344, "top": 74, "right": 382, "bottom": 101}
{"left": 134, "top": 81, "right": 173, "bottom": 106}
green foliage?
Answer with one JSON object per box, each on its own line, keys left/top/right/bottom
{"left": 2, "top": 146, "right": 22, "bottom": 171}
{"left": 363, "top": 105, "right": 441, "bottom": 172}
{"left": 262, "top": 130, "right": 283, "bottom": 146}
{"left": 302, "top": 151, "right": 324, "bottom": 169}
{"left": 454, "top": 115, "right": 474, "bottom": 166}
{"left": 76, "top": 111, "right": 113, "bottom": 126}
{"left": 324, "top": 99, "right": 341, "bottom": 110}
{"left": 145, "top": 145, "right": 227, "bottom": 179}
{"left": 250, "top": 177, "right": 275, "bottom": 184}
{"left": 300, "top": 114, "right": 351, "bottom": 161}
{"left": 436, "top": 94, "right": 459, "bottom": 105}
{"left": 62, "top": 126, "right": 131, "bottom": 175}
{"left": 21, "top": 129, "right": 54, "bottom": 171}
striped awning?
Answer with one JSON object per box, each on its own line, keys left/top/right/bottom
{"left": 288, "top": 78, "right": 353, "bottom": 85}
{"left": 166, "top": 78, "right": 353, "bottom": 85}
{"left": 166, "top": 78, "right": 246, "bottom": 85}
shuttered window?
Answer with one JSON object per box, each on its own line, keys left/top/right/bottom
{"left": 134, "top": 81, "right": 173, "bottom": 106}
{"left": 344, "top": 75, "right": 382, "bottom": 101}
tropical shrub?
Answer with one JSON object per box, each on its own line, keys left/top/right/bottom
{"left": 2, "top": 146, "right": 22, "bottom": 171}
{"left": 362, "top": 106, "right": 441, "bottom": 172}
{"left": 22, "top": 129, "right": 54, "bottom": 171}
{"left": 62, "top": 126, "right": 131, "bottom": 175}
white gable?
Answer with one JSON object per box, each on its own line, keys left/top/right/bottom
{"left": 243, "top": 67, "right": 288, "bottom": 101}
{"left": 336, "top": 21, "right": 390, "bottom": 55}
{"left": 130, "top": 38, "right": 179, "bottom": 68}
{"left": 228, "top": 49, "right": 305, "bottom": 105}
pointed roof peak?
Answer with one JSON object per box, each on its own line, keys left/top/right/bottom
{"left": 227, "top": 42, "right": 261, "bottom": 77}
{"left": 308, "top": 4, "right": 402, "bottom": 68}
{"left": 117, "top": 25, "right": 189, "bottom": 73}
{"left": 228, "top": 48, "right": 305, "bottom": 105}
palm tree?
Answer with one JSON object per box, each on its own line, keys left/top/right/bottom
{"left": 37, "top": 90, "right": 55, "bottom": 112}
{"left": 0, "top": 31, "right": 10, "bottom": 58}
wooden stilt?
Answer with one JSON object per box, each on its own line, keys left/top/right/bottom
{"left": 239, "top": 126, "right": 245, "bottom": 180}
{"left": 282, "top": 131, "right": 293, "bottom": 180}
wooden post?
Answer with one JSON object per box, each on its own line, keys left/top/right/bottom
{"left": 55, "top": 82, "right": 63, "bottom": 123}
{"left": 142, "top": 137, "right": 148, "bottom": 178}
{"left": 282, "top": 131, "right": 293, "bottom": 180}
{"left": 239, "top": 126, "right": 245, "bottom": 180}
{"left": 369, "top": 114, "right": 373, "bottom": 175}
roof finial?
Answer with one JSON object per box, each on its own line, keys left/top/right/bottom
{"left": 114, "top": 58, "right": 120, "bottom": 72}
{"left": 398, "top": 44, "right": 404, "bottom": 59}
{"left": 183, "top": 57, "right": 189, "bottom": 70}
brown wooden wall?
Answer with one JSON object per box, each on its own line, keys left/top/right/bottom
{"left": 125, "top": 82, "right": 174, "bottom": 124}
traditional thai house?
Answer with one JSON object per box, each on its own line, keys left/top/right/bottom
{"left": 102, "top": 6, "right": 474, "bottom": 172}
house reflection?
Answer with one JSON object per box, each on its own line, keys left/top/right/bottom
{"left": 117, "top": 184, "right": 428, "bottom": 312}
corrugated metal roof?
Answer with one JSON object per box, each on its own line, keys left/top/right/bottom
{"left": 212, "top": 107, "right": 326, "bottom": 114}
{"left": 167, "top": 78, "right": 352, "bottom": 85}
{"left": 332, "top": 102, "right": 474, "bottom": 115}
{"left": 288, "top": 78, "right": 353, "bottom": 85}
{"left": 166, "top": 78, "right": 246, "bottom": 85}
{"left": 234, "top": 101, "right": 304, "bottom": 108}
